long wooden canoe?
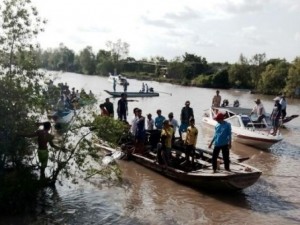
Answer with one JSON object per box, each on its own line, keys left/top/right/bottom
{"left": 95, "top": 140, "right": 262, "bottom": 191}
{"left": 104, "top": 90, "right": 159, "bottom": 98}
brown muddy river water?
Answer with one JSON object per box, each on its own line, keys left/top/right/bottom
{"left": 4, "top": 72, "right": 300, "bottom": 225}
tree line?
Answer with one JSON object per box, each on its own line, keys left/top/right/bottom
{"left": 36, "top": 42, "right": 300, "bottom": 97}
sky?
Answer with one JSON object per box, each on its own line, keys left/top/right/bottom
{"left": 31, "top": 0, "right": 300, "bottom": 63}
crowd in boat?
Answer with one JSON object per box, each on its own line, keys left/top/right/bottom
{"left": 46, "top": 81, "right": 96, "bottom": 118}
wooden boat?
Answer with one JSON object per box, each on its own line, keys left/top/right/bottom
{"left": 104, "top": 90, "right": 159, "bottom": 98}
{"left": 202, "top": 107, "right": 283, "bottom": 150}
{"left": 95, "top": 132, "right": 261, "bottom": 191}
{"left": 49, "top": 109, "right": 75, "bottom": 124}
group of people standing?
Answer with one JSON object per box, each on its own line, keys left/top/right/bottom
{"left": 250, "top": 95, "right": 287, "bottom": 135}
{"left": 212, "top": 89, "right": 288, "bottom": 136}
{"left": 126, "top": 102, "right": 198, "bottom": 168}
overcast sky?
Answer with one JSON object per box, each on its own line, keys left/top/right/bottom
{"left": 32, "top": 0, "right": 300, "bottom": 63}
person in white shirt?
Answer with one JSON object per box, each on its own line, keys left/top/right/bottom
{"left": 130, "top": 108, "right": 139, "bottom": 135}
{"left": 280, "top": 95, "right": 287, "bottom": 119}
{"left": 168, "top": 112, "right": 179, "bottom": 136}
{"left": 146, "top": 113, "right": 154, "bottom": 130}
{"left": 250, "top": 99, "right": 266, "bottom": 123}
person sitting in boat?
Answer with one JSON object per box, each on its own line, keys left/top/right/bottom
{"left": 233, "top": 100, "right": 240, "bottom": 107}
{"left": 89, "top": 90, "right": 94, "bottom": 98}
{"left": 221, "top": 99, "right": 229, "bottom": 107}
{"left": 250, "top": 99, "right": 266, "bottom": 124}
{"left": 157, "top": 120, "right": 174, "bottom": 166}
{"left": 149, "top": 87, "right": 154, "bottom": 93}
{"left": 184, "top": 118, "right": 198, "bottom": 167}
{"left": 56, "top": 95, "right": 66, "bottom": 114}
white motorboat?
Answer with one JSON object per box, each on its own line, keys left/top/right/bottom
{"left": 202, "top": 107, "right": 283, "bottom": 150}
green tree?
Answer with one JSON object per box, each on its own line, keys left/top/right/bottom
{"left": 106, "top": 39, "right": 129, "bottom": 74}
{"left": 285, "top": 57, "right": 300, "bottom": 97}
{"left": 249, "top": 53, "right": 266, "bottom": 88}
{"left": 0, "top": 0, "right": 122, "bottom": 213}
{"left": 95, "top": 49, "right": 114, "bottom": 75}
{"left": 258, "top": 59, "right": 289, "bottom": 94}
{"left": 182, "top": 52, "right": 208, "bottom": 79}
{"left": 79, "top": 46, "right": 96, "bottom": 75}
{"left": 228, "top": 54, "right": 251, "bottom": 88}
{"left": 0, "top": 0, "right": 47, "bottom": 211}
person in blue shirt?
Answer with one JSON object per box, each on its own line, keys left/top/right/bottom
{"left": 154, "top": 109, "right": 166, "bottom": 129}
{"left": 208, "top": 112, "right": 232, "bottom": 173}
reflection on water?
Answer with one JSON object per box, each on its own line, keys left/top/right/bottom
{"left": 2, "top": 72, "right": 300, "bottom": 224}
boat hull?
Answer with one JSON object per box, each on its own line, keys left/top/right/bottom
{"left": 202, "top": 108, "right": 283, "bottom": 150}
{"left": 96, "top": 143, "right": 261, "bottom": 191}
{"left": 132, "top": 154, "right": 261, "bottom": 191}
{"left": 105, "top": 90, "right": 159, "bottom": 98}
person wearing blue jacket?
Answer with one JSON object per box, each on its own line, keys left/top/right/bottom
{"left": 208, "top": 112, "right": 232, "bottom": 173}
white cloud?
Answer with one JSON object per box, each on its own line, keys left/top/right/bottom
{"left": 295, "top": 32, "right": 300, "bottom": 41}
{"left": 30, "top": 0, "right": 300, "bottom": 63}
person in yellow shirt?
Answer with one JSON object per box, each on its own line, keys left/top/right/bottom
{"left": 184, "top": 118, "right": 198, "bottom": 166}
{"left": 158, "top": 120, "right": 174, "bottom": 166}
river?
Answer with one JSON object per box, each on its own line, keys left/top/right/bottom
{"left": 3, "top": 72, "right": 300, "bottom": 225}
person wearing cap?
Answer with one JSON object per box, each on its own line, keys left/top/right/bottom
{"left": 117, "top": 93, "right": 128, "bottom": 121}
{"left": 155, "top": 109, "right": 166, "bottom": 129}
{"left": 184, "top": 118, "right": 198, "bottom": 167}
{"left": 208, "top": 112, "right": 232, "bottom": 173}
{"left": 104, "top": 98, "right": 114, "bottom": 117}
{"left": 146, "top": 113, "right": 154, "bottom": 130}
{"left": 179, "top": 100, "right": 194, "bottom": 137}
{"left": 270, "top": 97, "right": 282, "bottom": 135}
{"left": 280, "top": 94, "right": 287, "bottom": 120}
{"left": 212, "top": 90, "right": 221, "bottom": 107}
{"left": 250, "top": 99, "right": 266, "bottom": 123}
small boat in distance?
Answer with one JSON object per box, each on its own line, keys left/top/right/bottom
{"left": 104, "top": 90, "right": 159, "bottom": 98}
{"left": 108, "top": 73, "right": 129, "bottom": 85}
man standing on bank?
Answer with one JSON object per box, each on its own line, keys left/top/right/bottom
{"left": 22, "top": 122, "right": 60, "bottom": 180}
{"left": 208, "top": 112, "right": 232, "bottom": 173}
